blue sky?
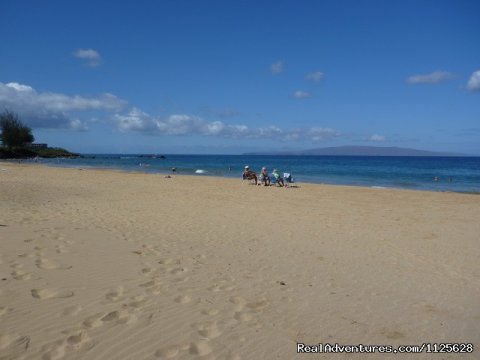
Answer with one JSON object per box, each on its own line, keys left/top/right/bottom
{"left": 1, "top": 0, "right": 479, "bottom": 154}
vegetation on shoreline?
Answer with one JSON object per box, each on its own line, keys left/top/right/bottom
{"left": 0, "top": 110, "right": 79, "bottom": 159}
{"left": 0, "top": 146, "right": 80, "bottom": 159}
{"left": 35, "top": 147, "right": 80, "bottom": 158}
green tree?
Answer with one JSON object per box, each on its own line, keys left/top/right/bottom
{"left": 0, "top": 110, "right": 34, "bottom": 149}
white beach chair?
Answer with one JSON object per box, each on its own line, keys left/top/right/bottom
{"left": 283, "top": 173, "right": 297, "bottom": 187}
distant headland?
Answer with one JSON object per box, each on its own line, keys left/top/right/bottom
{"left": 244, "top": 146, "right": 472, "bottom": 157}
{"left": 0, "top": 143, "right": 79, "bottom": 159}
{"left": 0, "top": 110, "right": 79, "bottom": 159}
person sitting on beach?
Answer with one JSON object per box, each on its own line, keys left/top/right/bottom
{"left": 260, "top": 167, "right": 270, "bottom": 186}
{"left": 243, "top": 166, "right": 258, "bottom": 185}
{"left": 271, "top": 169, "right": 284, "bottom": 187}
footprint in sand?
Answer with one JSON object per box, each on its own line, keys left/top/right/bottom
{"left": 52, "top": 234, "right": 65, "bottom": 241}
{"left": 65, "top": 330, "right": 89, "bottom": 349}
{"left": 171, "top": 276, "right": 190, "bottom": 283}
{"left": 127, "top": 295, "right": 148, "bottom": 309}
{"left": 221, "top": 285, "right": 235, "bottom": 291}
{"left": 12, "top": 269, "right": 31, "bottom": 280}
{"left": 31, "top": 288, "right": 74, "bottom": 300}
{"left": 189, "top": 340, "right": 212, "bottom": 356}
{"left": 42, "top": 343, "right": 66, "bottom": 360}
{"left": 132, "top": 245, "right": 160, "bottom": 257}
{"left": 158, "top": 258, "right": 177, "bottom": 265}
{"left": 0, "top": 307, "right": 10, "bottom": 317}
{"left": 62, "top": 305, "right": 83, "bottom": 316}
{"left": 194, "top": 321, "right": 222, "bottom": 339}
{"left": 233, "top": 312, "right": 253, "bottom": 322}
{"left": 201, "top": 309, "right": 220, "bottom": 316}
{"left": 55, "top": 245, "right": 68, "bottom": 254}
{"left": 101, "top": 309, "right": 136, "bottom": 324}
{"left": 139, "top": 280, "right": 158, "bottom": 288}
{"left": 246, "top": 299, "right": 269, "bottom": 312}
{"left": 83, "top": 313, "right": 105, "bottom": 329}
{"left": 229, "top": 296, "right": 247, "bottom": 311}
{"left": 174, "top": 295, "right": 191, "bottom": 304}
{"left": 168, "top": 267, "right": 188, "bottom": 275}
{"left": 208, "top": 285, "right": 222, "bottom": 292}
{"left": 41, "top": 331, "right": 91, "bottom": 360}
{"left": 17, "top": 252, "right": 35, "bottom": 259}
{"left": 146, "top": 285, "right": 164, "bottom": 295}
{"left": 105, "top": 286, "right": 124, "bottom": 301}
{"left": 0, "top": 333, "right": 30, "bottom": 359}
{"left": 154, "top": 345, "right": 179, "bottom": 358}
{"left": 141, "top": 267, "right": 153, "bottom": 275}
{"left": 36, "top": 258, "right": 72, "bottom": 270}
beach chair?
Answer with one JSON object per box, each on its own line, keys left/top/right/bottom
{"left": 283, "top": 173, "right": 297, "bottom": 187}
{"left": 270, "top": 176, "right": 280, "bottom": 186}
{"left": 270, "top": 170, "right": 284, "bottom": 187}
{"left": 243, "top": 171, "right": 258, "bottom": 185}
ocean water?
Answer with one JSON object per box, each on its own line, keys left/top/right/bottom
{"left": 28, "top": 154, "right": 480, "bottom": 193}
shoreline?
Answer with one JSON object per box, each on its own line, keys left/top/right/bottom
{"left": 1, "top": 161, "right": 479, "bottom": 359}
{"left": 2, "top": 160, "right": 478, "bottom": 196}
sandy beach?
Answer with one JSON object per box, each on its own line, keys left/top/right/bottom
{"left": 0, "top": 162, "right": 479, "bottom": 360}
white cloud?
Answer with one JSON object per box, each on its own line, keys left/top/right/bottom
{"left": 0, "top": 81, "right": 343, "bottom": 143}
{"left": 406, "top": 71, "right": 454, "bottom": 84}
{"left": 293, "top": 90, "right": 311, "bottom": 99}
{"left": 69, "top": 119, "right": 89, "bottom": 131}
{"left": 467, "top": 70, "right": 480, "bottom": 92}
{"left": 306, "top": 71, "right": 324, "bottom": 83}
{"left": 4, "top": 83, "right": 34, "bottom": 92}
{"left": 73, "top": 48, "right": 101, "bottom": 67}
{"left": 113, "top": 110, "right": 251, "bottom": 137}
{"left": 160, "top": 114, "right": 206, "bottom": 135}
{"left": 369, "top": 134, "right": 386, "bottom": 142}
{"left": 112, "top": 107, "right": 153, "bottom": 132}
{"left": 270, "top": 60, "right": 284, "bottom": 74}
{"left": 0, "top": 82, "right": 127, "bottom": 129}
{"left": 111, "top": 108, "right": 341, "bottom": 142}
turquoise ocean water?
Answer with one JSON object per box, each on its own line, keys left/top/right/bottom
{"left": 28, "top": 154, "right": 480, "bottom": 193}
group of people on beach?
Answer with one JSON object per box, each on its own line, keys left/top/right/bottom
{"left": 243, "top": 165, "right": 286, "bottom": 187}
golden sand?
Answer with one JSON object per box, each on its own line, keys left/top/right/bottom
{"left": 1, "top": 162, "right": 479, "bottom": 359}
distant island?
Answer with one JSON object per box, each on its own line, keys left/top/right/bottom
{"left": 244, "top": 146, "right": 470, "bottom": 157}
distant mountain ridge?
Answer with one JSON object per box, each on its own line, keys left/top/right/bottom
{"left": 244, "top": 146, "right": 468, "bottom": 157}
